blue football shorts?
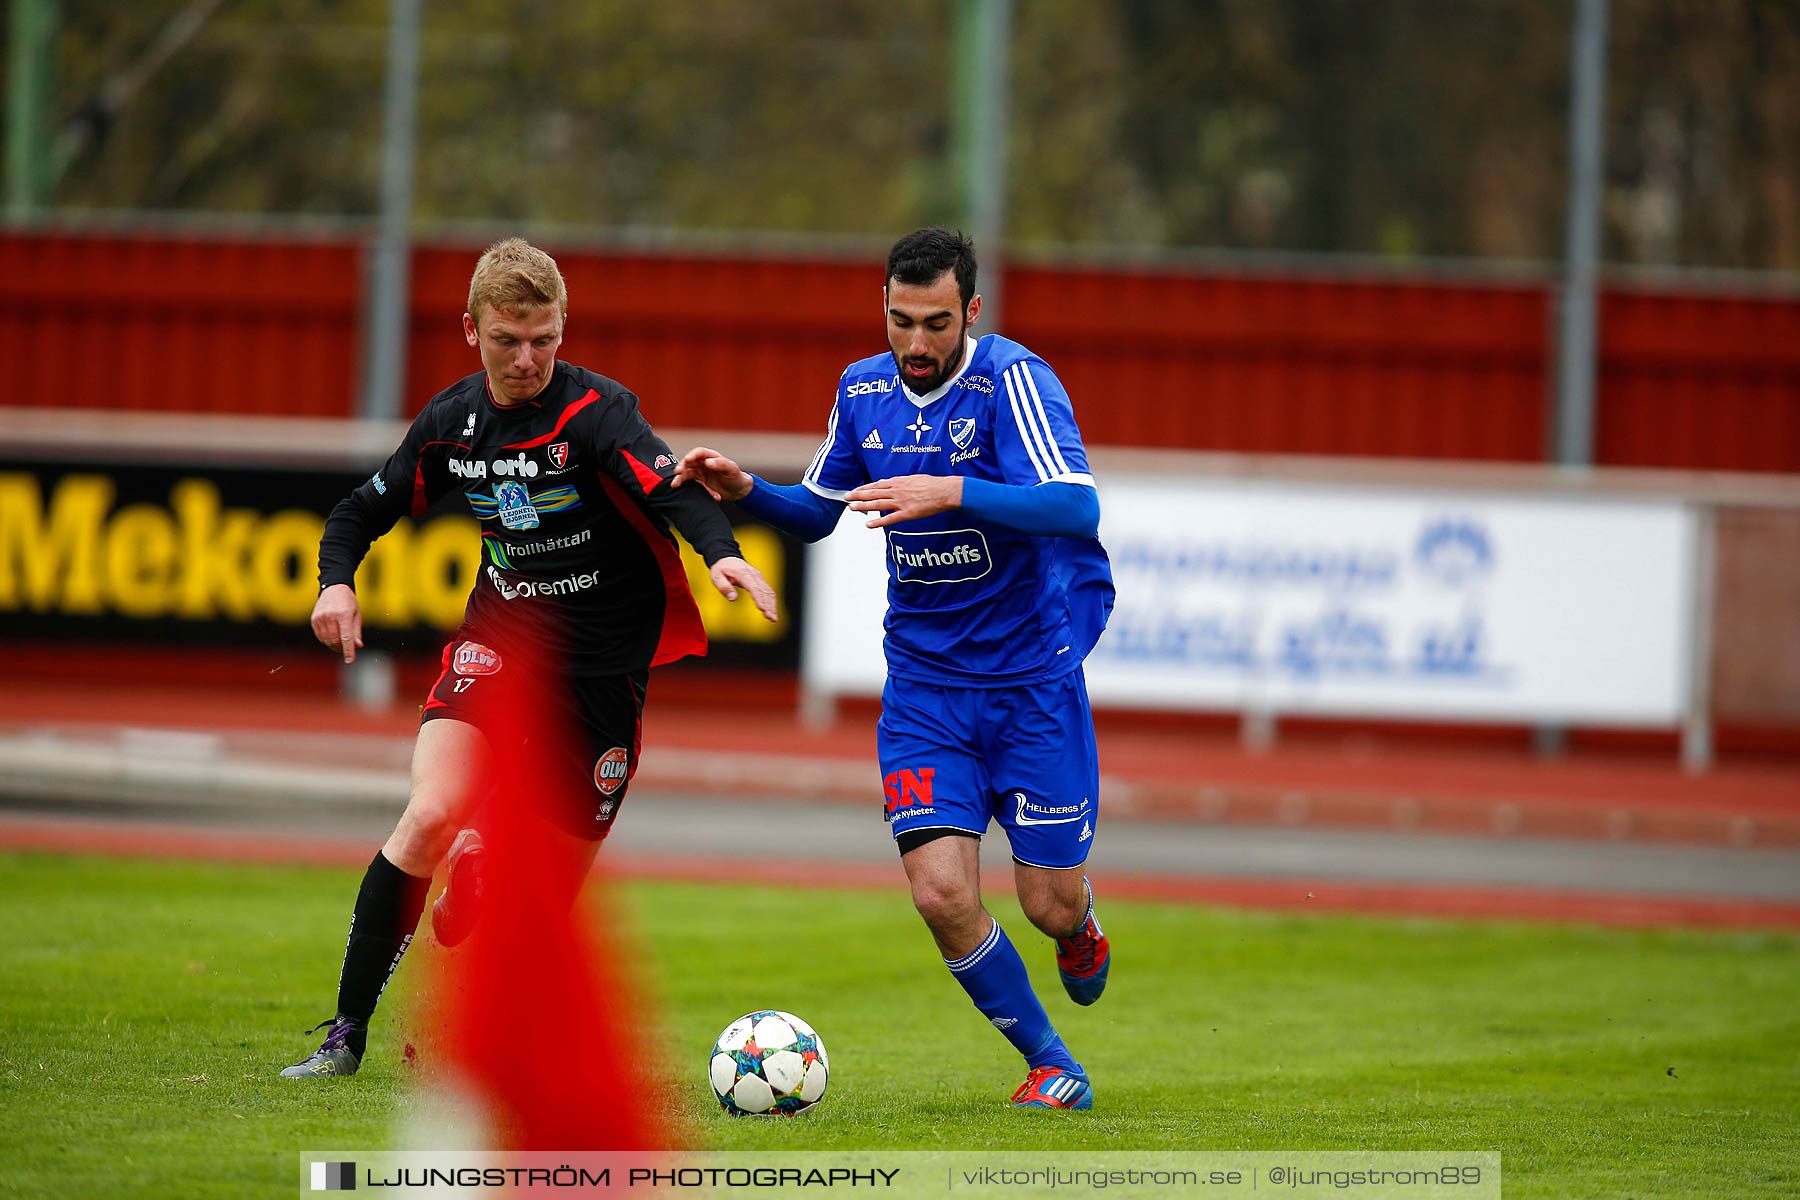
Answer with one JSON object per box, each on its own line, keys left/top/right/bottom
{"left": 876, "top": 668, "right": 1099, "bottom": 870}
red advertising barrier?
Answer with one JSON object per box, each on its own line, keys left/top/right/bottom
{"left": 1598, "top": 287, "right": 1800, "bottom": 473}
{"left": 4, "top": 226, "right": 1797, "bottom": 472}
{"left": 1007, "top": 263, "right": 1549, "bottom": 461}
{"left": 9, "top": 228, "right": 361, "bottom": 417}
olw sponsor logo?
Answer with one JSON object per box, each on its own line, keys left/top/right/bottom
{"left": 0, "top": 472, "right": 476, "bottom": 629}
{"left": 593, "top": 747, "right": 631, "bottom": 797}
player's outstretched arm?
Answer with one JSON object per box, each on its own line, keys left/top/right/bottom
{"left": 673, "top": 447, "right": 754, "bottom": 503}
{"left": 707, "top": 556, "right": 779, "bottom": 622}
{"left": 311, "top": 583, "right": 365, "bottom": 664}
{"left": 677, "top": 445, "right": 847, "bottom": 543}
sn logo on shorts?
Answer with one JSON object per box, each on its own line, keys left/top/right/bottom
{"left": 883, "top": 767, "right": 936, "bottom": 822}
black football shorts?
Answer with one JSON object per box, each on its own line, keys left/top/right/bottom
{"left": 421, "top": 630, "right": 648, "bottom": 841}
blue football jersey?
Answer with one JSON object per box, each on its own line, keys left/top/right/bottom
{"left": 803, "top": 334, "right": 1114, "bottom": 687}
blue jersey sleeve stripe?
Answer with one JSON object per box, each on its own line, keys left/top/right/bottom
{"left": 1002, "top": 364, "right": 1053, "bottom": 483}
{"left": 802, "top": 479, "right": 851, "bottom": 501}
{"left": 802, "top": 401, "right": 837, "bottom": 482}
{"left": 1009, "top": 361, "right": 1071, "bottom": 479}
{"left": 1017, "top": 363, "right": 1074, "bottom": 477}
{"left": 803, "top": 400, "right": 841, "bottom": 487}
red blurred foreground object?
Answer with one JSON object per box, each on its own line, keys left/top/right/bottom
{"left": 436, "top": 649, "right": 670, "bottom": 1151}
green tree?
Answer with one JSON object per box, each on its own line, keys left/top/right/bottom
{"left": 23, "top": 0, "right": 1800, "bottom": 270}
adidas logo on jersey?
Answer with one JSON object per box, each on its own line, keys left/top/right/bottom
{"left": 862, "top": 429, "right": 884, "bottom": 449}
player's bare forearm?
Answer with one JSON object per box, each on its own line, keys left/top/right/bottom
{"left": 673, "top": 446, "right": 754, "bottom": 503}
{"left": 844, "top": 475, "right": 963, "bottom": 529}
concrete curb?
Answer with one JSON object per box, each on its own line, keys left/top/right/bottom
{"left": 4, "top": 723, "right": 1796, "bottom": 850}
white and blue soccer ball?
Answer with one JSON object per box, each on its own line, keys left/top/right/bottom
{"left": 708, "top": 1010, "right": 829, "bottom": 1116}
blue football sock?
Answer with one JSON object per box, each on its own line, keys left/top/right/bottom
{"left": 944, "top": 918, "right": 1078, "bottom": 1071}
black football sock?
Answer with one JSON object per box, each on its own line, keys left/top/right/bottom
{"left": 333, "top": 850, "right": 431, "bottom": 1057}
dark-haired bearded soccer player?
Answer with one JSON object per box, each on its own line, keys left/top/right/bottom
{"left": 281, "top": 238, "right": 776, "bottom": 1078}
{"left": 677, "top": 227, "right": 1113, "bottom": 1111}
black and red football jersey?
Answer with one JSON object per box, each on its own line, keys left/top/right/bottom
{"left": 319, "top": 363, "right": 740, "bottom": 674}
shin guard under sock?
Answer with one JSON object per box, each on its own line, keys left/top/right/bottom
{"left": 944, "top": 918, "right": 1077, "bottom": 1071}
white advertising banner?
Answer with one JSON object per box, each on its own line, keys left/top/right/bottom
{"left": 802, "top": 480, "right": 1697, "bottom": 725}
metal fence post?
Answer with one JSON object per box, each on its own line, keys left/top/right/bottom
{"left": 1539, "top": 0, "right": 1609, "bottom": 758}
{"left": 951, "top": 0, "right": 1013, "bottom": 331}
{"left": 348, "top": 0, "right": 423, "bottom": 711}
{"left": 1682, "top": 504, "right": 1717, "bottom": 773}
{"left": 5, "top": 0, "right": 57, "bottom": 215}
{"left": 360, "top": 0, "right": 423, "bottom": 423}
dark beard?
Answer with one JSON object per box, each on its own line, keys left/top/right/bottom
{"left": 893, "top": 319, "right": 969, "bottom": 395}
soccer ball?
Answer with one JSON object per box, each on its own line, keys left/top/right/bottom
{"left": 708, "top": 1010, "right": 829, "bottom": 1116}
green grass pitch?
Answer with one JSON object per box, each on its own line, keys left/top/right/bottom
{"left": 0, "top": 852, "right": 1796, "bottom": 1198}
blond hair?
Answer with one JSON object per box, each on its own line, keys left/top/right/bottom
{"left": 466, "top": 238, "right": 567, "bottom": 322}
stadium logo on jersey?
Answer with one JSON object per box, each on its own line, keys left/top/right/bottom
{"left": 845, "top": 377, "right": 897, "bottom": 397}
{"left": 494, "top": 480, "right": 540, "bottom": 530}
{"left": 949, "top": 418, "right": 976, "bottom": 450}
{"left": 594, "top": 747, "right": 631, "bottom": 797}
{"left": 1012, "top": 791, "right": 1088, "bottom": 827}
{"left": 452, "top": 641, "right": 503, "bottom": 676}
{"left": 547, "top": 441, "right": 570, "bottom": 469}
{"left": 889, "top": 529, "right": 993, "bottom": 585}
{"left": 368, "top": 471, "right": 386, "bottom": 495}
{"left": 862, "top": 429, "right": 884, "bottom": 450}
{"left": 882, "top": 767, "right": 935, "bottom": 817}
